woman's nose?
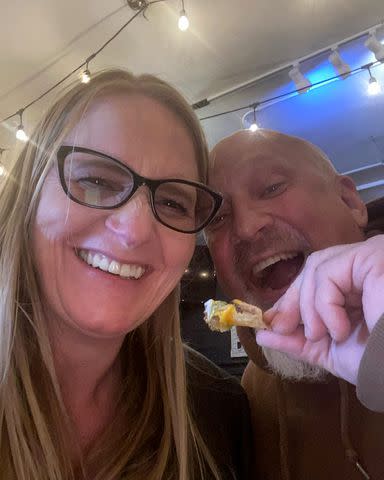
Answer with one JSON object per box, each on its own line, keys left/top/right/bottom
{"left": 105, "top": 189, "right": 155, "bottom": 246}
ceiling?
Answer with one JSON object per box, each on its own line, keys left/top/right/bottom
{"left": 1, "top": 0, "right": 384, "bottom": 201}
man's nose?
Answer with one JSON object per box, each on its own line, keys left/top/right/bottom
{"left": 105, "top": 188, "right": 155, "bottom": 246}
{"left": 232, "top": 202, "right": 273, "bottom": 239}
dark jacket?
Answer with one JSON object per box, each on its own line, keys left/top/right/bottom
{"left": 237, "top": 197, "right": 384, "bottom": 480}
{"left": 186, "top": 347, "right": 253, "bottom": 479}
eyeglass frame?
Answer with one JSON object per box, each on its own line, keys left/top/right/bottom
{"left": 56, "top": 145, "right": 223, "bottom": 234}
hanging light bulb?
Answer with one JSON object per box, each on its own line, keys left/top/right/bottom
{"left": 249, "top": 105, "right": 259, "bottom": 132}
{"left": 242, "top": 103, "right": 260, "bottom": 131}
{"left": 366, "top": 65, "right": 382, "bottom": 95}
{"left": 0, "top": 148, "right": 5, "bottom": 177}
{"left": 81, "top": 63, "right": 91, "bottom": 84}
{"left": 178, "top": 0, "right": 189, "bottom": 31}
{"left": 15, "top": 110, "right": 29, "bottom": 142}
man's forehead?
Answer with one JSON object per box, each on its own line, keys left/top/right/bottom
{"left": 209, "top": 136, "right": 298, "bottom": 179}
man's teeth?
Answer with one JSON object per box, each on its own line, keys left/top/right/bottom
{"left": 78, "top": 250, "right": 145, "bottom": 279}
{"left": 252, "top": 252, "right": 298, "bottom": 276}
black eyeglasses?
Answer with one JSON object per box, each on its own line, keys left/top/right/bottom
{"left": 57, "top": 146, "right": 222, "bottom": 234}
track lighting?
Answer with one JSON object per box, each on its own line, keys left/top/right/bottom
{"left": 328, "top": 48, "right": 351, "bottom": 77}
{"left": 288, "top": 63, "right": 312, "bottom": 93}
{"left": 15, "top": 110, "right": 28, "bottom": 142}
{"left": 178, "top": 0, "right": 189, "bottom": 31}
{"left": 366, "top": 65, "right": 382, "bottom": 95}
{"left": 364, "top": 32, "right": 384, "bottom": 62}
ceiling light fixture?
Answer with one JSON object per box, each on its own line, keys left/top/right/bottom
{"left": 288, "top": 63, "right": 312, "bottom": 93}
{"left": 364, "top": 32, "right": 384, "bottom": 62}
{"left": 178, "top": 0, "right": 189, "bottom": 31}
{"left": 328, "top": 47, "right": 351, "bottom": 77}
{"left": 15, "top": 110, "right": 28, "bottom": 142}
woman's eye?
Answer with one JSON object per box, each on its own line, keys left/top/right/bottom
{"left": 263, "top": 182, "right": 286, "bottom": 197}
{"left": 78, "top": 177, "right": 121, "bottom": 191}
{"left": 206, "top": 213, "right": 227, "bottom": 231}
{"left": 159, "top": 198, "right": 189, "bottom": 215}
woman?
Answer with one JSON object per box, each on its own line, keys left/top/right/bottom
{"left": 0, "top": 70, "right": 252, "bottom": 479}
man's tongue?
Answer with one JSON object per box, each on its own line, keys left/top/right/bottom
{"left": 258, "top": 255, "right": 303, "bottom": 290}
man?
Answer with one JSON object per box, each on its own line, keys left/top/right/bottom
{"left": 205, "top": 129, "right": 384, "bottom": 480}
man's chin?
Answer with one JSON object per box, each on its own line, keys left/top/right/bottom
{"left": 262, "top": 347, "right": 329, "bottom": 383}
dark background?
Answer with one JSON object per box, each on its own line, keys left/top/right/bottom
{"left": 180, "top": 245, "right": 248, "bottom": 378}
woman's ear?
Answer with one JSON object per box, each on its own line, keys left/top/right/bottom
{"left": 338, "top": 175, "right": 368, "bottom": 228}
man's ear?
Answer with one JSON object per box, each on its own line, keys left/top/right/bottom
{"left": 338, "top": 175, "right": 368, "bottom": 228}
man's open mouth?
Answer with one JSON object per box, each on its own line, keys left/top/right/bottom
{"left": 251, "top": 252, "right": 305, "bottom": 291}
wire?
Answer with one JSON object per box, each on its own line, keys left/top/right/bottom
{"left": 0, "top": 0, "right": 164, "bottom": 125}
{"left": 198, "top": 61, "right": 379, "bottom": 121}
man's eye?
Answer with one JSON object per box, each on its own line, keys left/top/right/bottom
{"left": 206, "top": 213, "right": 227, "bottom": 231}
{"left": 263, "top": 182, "right": 286, "bottom": 197}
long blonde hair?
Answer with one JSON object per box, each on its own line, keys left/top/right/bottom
{"left": 0, "top": 70, "right": 220, "bottom": 479}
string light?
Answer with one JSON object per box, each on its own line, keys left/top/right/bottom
{"left": 328, "top": 48, "right": 351, "bottom": 77}
{"left": 288, "top": 63, "right": 312, "bottom": 93}
{"left": 366, "top": 65, "right": 382, "bottom": 95}
{"left": 15, "top": 110, "right": 29, "bottom": 142}
{"left": 0, "top": 148, "right": 5, "bottom": 177}
{"left": 242, "top": 103, "right": 259, "bottom": 132}
{"left": 0, "top": 1, "right": 163, "bottom": 135}
{"left": 364, "top": 31, "right": 384, "bottom": 62}
{"left": 81, "top": 63, "right": 91, "bottom": 84}
{"left": 178, "top": 0, "right": 189, "bottom": 31}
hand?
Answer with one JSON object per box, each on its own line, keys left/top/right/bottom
{"left": 256, "top": 235, "right": 384, "bottom": 385}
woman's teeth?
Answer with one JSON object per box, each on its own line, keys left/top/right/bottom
{"left": 78, "top": 250, "right": 145, "bottom": 279}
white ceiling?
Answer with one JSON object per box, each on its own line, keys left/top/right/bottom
{"left": 1, "top": 0, "right": 384, "bottom": 200}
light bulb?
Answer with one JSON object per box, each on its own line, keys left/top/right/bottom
{"left": 368, "top": 77, "right": 381, "bottom": 95}
{"left": 249, "top": 122, "right": 259, "bottom": 132}
{"left": 16, "top": 125, "right": 29, "bottom": 142}
{"left": 178, "top": 11, "right": 189, "bottom": 31}
{"left": 0, "top": 165, "right": 5, "bottom": 176}
{"left": 81, "top": 69, "right": 91, "bottom": 84}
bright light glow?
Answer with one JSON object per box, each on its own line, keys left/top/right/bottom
{"left": 81, "top": 69, "right": 91, "bottom": 84}
{"left": 368, "top": 77, "right": 382, "bottom": 95}
{"left": 199, "top": 271, "right": 209, "bottom": 278}
{"left": 249, "top": 122, "right": 259, "bottom": 132}
{"left": 0, "top": 165, "right": 5, "bottom": 176}
{"left": 178, "top": 12, "right": 189, "bottom": 31}
{"left": 16, "top": 126, "right": 28, "bottom": 142}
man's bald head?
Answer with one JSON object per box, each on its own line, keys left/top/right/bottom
{"left": 209, "top": 129, "right": 337, "bottom": 183}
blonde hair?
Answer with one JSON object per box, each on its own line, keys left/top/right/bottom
{"left": 0, "top": 70, "right": 219, "bottom": 479}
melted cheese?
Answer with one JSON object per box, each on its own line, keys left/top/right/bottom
{"left": 216, "top": 304, "right": 236, "bottom": 327}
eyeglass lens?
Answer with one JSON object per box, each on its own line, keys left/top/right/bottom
{"left": 62, "top": 150, "right": 216, "bottom": 232}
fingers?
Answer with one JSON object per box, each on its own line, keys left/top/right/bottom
{"left": 256, "top": 327, "right": 306, "bottom": 358}
{"left": 268, "top": 246, "right": 357, "bottom": 343}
